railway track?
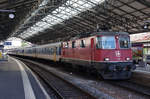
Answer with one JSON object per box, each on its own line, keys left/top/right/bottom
{"left": 20, "top": 59, "right": 95, "bottom": 99}
{"left": 12, "top": 56, "right": 150, "bottom": 99}
{"left": 106, "top": 80, "right": 150, "bottom": 96}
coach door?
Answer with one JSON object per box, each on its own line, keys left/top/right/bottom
{"left": 91, "top": 38, "right": 95, "bottom": 63}
{"left": 0, "top": 50, "right": 2, "bottom": 59}
{"left": 53, "top": 47, "right": 57, "bottom": 62}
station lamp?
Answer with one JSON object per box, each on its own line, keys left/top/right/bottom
{"left": 143, "top": 20, "right": 150, "bottom": 29}
{"left": 143, "top": 23, "right": 149, "bottom": 29}
{"left": 0, "top": 9, "right": 15, "bottom": 19}
{"left": 144, "top": 24, "right": 148, "bottom": 29}
{"left": 9, "top": 13, "right": 15, "bottom": 19}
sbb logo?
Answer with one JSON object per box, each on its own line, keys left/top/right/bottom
{"left": 115, "top": 51, "right": 121, "bottom": 57}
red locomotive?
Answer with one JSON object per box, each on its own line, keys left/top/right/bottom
{"left": 9, "top": 32, "right": 136, "bottom": 79}
{"left": 61, "top": 32, "right": 135, "bottom": 79}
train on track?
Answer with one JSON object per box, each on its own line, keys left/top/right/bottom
{"left": 9, "top": 32, "right": 136, "bottom": 79}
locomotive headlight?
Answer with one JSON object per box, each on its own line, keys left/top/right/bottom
{"left": 104, "top": 58, "right": 110, "bottom": 61}
{"left": 126, "top": 58, "right": 130, "bottom": 61}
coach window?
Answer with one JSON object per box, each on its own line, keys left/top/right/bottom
{"left": 47, "top": 48, "right": 49, "bottom": 54}
{"left": 42, "top": 48, "right": 44, "bottom": 53}
{"left": 33, "top": 49, "right": 35, "bottom": 53}
{"left": 59, "top": 47, "right": 61, "bottom": 55}
{"left": 56, "top": 47, "right": 58, "bottom": 55}
{"left": 52, "top": 48, "right": 54, "bottom": 54}
{"left": 65, "top": 42, "right": 69, "bottom": 48}
{"left": 49, "top": 48, "right": 51, "bottom": 54}
{"left": 80, "top": 40, "right": 85, "bottom": 48}
{"left": 50, "top": 48, "right": 52, "bottom": 54}
{"left": 72, "top": 41, "right": 76, "bottom": 48}
{"left": 45, "top": 48, "right": 47, "bottom": 54}
{"left": 48, "top": 48, "right": 50, "bottom": 54}
{"left": 39, "top": 48, "right": 41, "bottom": 53}
{"left": 38, "top": 49, "right": 40, "bottom": 54}
{"left": 45, "top": 48, "right": 46, "bottom": 54}
{"left": 46, "top": 48, "right": 48, "bottom": 54}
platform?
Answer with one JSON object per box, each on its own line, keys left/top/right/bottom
{"left": 136, "top": 65, "right": 150, "bottom": 72}
{"left": 0, "top": 56, "right": 50, "bottom": 99}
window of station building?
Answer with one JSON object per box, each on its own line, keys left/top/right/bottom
{"left": 80, "top": 40, "right": 85, "bottom": 48}
{"left": 72, "top": 41, "right": 76, "bottom": 48}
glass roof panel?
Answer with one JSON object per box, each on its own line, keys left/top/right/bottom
{"left": 92, "top": 0, "right": 105, "bottom": 4}
{"left": 39, "top": 0, "right": 49, "bottom": 7}
{"left": 20, "top": 0, "right": 105, "bottom": 39}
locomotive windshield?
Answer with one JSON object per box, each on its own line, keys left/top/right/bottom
{"left": 119, "top": 36, "right": 130, "bottom": 48}
{"left": 97, "top": 36, "right": 116, "bottom": 49}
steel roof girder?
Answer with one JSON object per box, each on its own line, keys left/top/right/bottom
{"left": 106, "top": 2, "right": 142, "bottom": 26}
{"left": 136, "top": 0, "right": 150, "bottom": 8}
{"left": 118, "top": 0, "right": 150, "bottom": 17}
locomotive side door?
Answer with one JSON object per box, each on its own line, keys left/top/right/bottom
{"left": 90, "top": 38, "right": 95, "bottom": 64}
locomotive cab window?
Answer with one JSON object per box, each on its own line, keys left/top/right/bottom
{"left": 96, "top": 36, "right": 116, "bottom": 49}
{"left": 80, "top": 40, "right": 85, "bottom": 48}
{"left": 119, "top": 36, "right": 130, "bottom": 49}
{"left": 96, "top": 37, "right": 101, "bottom": 49}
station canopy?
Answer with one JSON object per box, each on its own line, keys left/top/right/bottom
{"left": 1, "top": 0, "right": 150, "bottom": 44}
{"left": 0, "top": 0, "right": 40, "bottom": 41}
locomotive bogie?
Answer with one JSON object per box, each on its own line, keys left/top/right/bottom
{"left": 95, "top": 62, "right": 134, "bottom": 79}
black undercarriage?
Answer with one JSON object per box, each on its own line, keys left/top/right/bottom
{"left": 94, "top": 62, "right": 136, "bottom": 79}
{"left": 61, "top": 58, "right": 136, "bottom": 80}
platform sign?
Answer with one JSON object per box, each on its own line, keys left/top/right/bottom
{"left": 4, "top": 42, "right": 12, "bottom": 45}
{"left": 0, "top": 45, "right": 8, "bottom": 61}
